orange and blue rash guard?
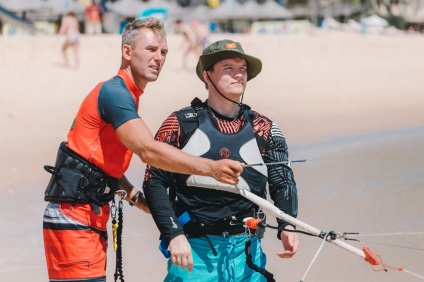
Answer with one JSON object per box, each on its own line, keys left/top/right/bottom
{"left": 67, "top": 69, "right": 143, "bottom": 178}
{"left": 43, "top": 70, "right": 143, "bottom": 281}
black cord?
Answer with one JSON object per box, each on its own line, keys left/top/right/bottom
{"left": 206, "top": 71, "right": 244, "bottom": 107}
{"left": 114, "top": 200, "right": 124, "bottom": 282}
{"left": 264, "top": 223, "right": 320, "bottom": 238}
{"left": 245, "top": 237, "right": 275, "bottom": 282}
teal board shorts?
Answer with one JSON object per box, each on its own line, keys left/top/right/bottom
{"left": 164, "top": 234, "right": 267, "bottom": 282}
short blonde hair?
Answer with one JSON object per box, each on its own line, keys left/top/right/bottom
{"left": 121, "top": 18, "right": 166, "bottom": 48}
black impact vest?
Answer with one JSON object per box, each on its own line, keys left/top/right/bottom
{"left": 173, "top": 106, "right": 268, "bottom": 225}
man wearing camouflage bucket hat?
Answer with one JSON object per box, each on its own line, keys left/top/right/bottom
{"left": 144, "top": 39, "right": 299, "bottom": 281}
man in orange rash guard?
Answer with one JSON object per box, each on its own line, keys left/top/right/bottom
{"left": 42, "top": 18, "right": 243, "bottom": 282}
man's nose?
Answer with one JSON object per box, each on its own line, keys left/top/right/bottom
{"left": 153, "top": 50, "right": 164, "bottom": 62}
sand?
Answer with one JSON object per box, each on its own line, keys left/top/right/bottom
{"left": 0, "top": 31, "right": 423, "bottom": 281}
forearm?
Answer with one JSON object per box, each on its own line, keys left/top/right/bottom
{"left": 268, "top": 164, "right": 298, "bottom": 233}
{"left": 116, "top": 118, "right": 214, "bottom": 177}
{"left": 265, "top": 128, "right": 298, "bottom": 229}
{"left": 139, "top": 139, "right": 214, "bottom": 176}
{"left": 118, "top": 174, "right": 135, "bottom": 200}
{"left": 119, "top": 174, "right": 149, "bottom": 213}
{"left": 143, "top": 168, "right": 184, "bottom": 241}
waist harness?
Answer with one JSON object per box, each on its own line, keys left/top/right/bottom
{"left": 44, "top": 142, "right": 120, "bottom": 206}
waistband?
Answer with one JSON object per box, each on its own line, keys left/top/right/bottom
{"left": 184, "top": 220, "right": 248, "bottom": 238}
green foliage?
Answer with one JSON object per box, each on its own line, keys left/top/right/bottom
{"left": 383, "top": 14, "right": 406, "bottom": 29}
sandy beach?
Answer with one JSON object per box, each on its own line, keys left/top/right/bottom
{"left": 0, "top": 32, "right": 423, "bottom": 281}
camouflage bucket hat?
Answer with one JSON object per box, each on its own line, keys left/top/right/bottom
{"left": 196, "top": 39, "right": 262, "bottom": 82}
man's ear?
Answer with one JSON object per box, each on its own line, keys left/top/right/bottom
{"left": 122, "top": 44, "right": 132, "bottom": 60}
{"left": 202, "top": 70, "right": 210, "bottom": 84}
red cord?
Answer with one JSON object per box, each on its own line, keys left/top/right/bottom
{"left": 363, "top": 246, "right": 403, "bottom": 272}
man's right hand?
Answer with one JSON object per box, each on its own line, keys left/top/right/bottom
{"left": 169, "top": 234, "right": 193, "bottom": 272}
{"left": 210, "top": 159, "right": 243, "bottom": 185}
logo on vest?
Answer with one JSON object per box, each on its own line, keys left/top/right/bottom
{"left": 219, "top": 148, "right": 231, "bottom": 159}
{"left": 185, "top": 113, "right": 197, "bottom": 118}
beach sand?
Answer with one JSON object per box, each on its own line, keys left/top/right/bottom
{"left": 0, "top": 32, "right": 423, "bottom": 281}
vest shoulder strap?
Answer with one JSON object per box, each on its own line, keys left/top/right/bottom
{"left": 174, "top": 98, "right": 205, "bottom": 147}
{"left": 174, "top": 99, "right": 265, "bottom": 151}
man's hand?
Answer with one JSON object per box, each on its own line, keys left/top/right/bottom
{"left": 210, "top": 159, "right": 243, "bottom": 185}
{"left": 169, "top": 234, "right": 193, "bottom": 272}
{"left": 277, "top": 225, "right": 299, "bottom": 258}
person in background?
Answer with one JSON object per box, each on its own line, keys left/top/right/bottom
{"left": 43, "top": 19, "right": 243, "bottom": 282}
{"left": 190, "top": 20, "right": 210, "bottom": 50}
{"left": 144, "top": 39, "right": 299, "bottom": 281}
{"left": 85, "top": 0, "right": 102, "bottom": 34}
{"left": 58, "top": 11, "right": 80, "bottom": 68}
{"left": 175, "top": 19, "right": 199, "bottom": 70}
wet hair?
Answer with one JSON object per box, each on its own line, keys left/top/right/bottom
{"left": 121, "top": 18, "right": 166, "bottom": 49}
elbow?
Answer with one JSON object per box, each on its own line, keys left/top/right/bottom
{"left": 136, "top": 140, "right": 157, "bottom": 164}
{"left": 137, "top": 147, "right": 152, "bottom": 164}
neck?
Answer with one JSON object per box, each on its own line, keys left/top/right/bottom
{"left": 120, "top": 64, "right": 147, "bottom": 91}
{"left": 207, "top": 94, "right": 241, "bottom": 119}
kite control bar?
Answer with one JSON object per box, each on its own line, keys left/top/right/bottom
{"left": 244, "top": 159, "right": 307, "bottom": 168}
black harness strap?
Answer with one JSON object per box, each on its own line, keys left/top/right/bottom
{"left": 245, "top": 237, "right": 275, "bottom": 282}
{"left": 44, "top": 142, "right": 119, "bottom": 205}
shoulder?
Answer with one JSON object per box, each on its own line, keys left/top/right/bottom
{"left": 173, "top": 100, "right": 205, "bottom": 140}
{"left": 101, "top": 76, "right": 127, "bottom": 93}
{"left": 98, "top": 77, "right": 132, "bottom": 103}
{"left": 97, "top": 77, "right": 138, "bottom": 126}
{"left": 174, "top": 106, "right": 198, "bottom": 121}
{"left": 250, "top": 110, "right": 286, "bottom": 140}
{"left": 174, "top": 98, "right": 205, "bottom": 123}
{"left": 251, "top": 110, "right": 273, "bottom": 127}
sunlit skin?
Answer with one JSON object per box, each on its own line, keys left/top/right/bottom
{"left": 205, "top": 58, "right": 248, "bottom": 118}
{"left": 121, "top": 28, "right": 168, "bottom": 91}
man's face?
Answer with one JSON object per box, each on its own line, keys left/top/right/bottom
{"left": 208, "top": 58, "right": 247, "bottom": 97}
{"left": 130, "top": 28, "right": 168, "bottom": 85}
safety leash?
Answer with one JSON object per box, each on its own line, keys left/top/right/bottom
{"left": 243, "top": 216, "right": 275, "bottom": 282}
{"left": 245, "top": 236, "right": 275, "bottom": 282}
{"left": 112, "top": 191, "right": 126, "bottom": 282}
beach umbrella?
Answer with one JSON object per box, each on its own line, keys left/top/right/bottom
{"left": 0, "top": 3, "right": 37, "bottom": 32}
{"left": 346, "top": 19, "right": 361, "bottom": 32}
{"left": 137, "top": 6, "right": 168, "bottom": 21}
{"left": 320, "top": 2, "right": 362, "bottom": 18}
{"left": 185, "top": 4, "right": 212, "bottom": 21}
{"left": 206, "top": 0, "right": 293, "bottom": 21}
{"left": 161, "top": 0, "right": 185, "bottom": 20}
{"left": 0, "top": 0, "right": 85, "bottom": 22}
{"left": 0, "top": 0, "right": 45, "bottom": 13}
{"left": 42, "top": 0, "right": 85, "bottom": 16}
{"left": 106, "top": 0, "right": 143, "bottom": 18}
{"left": 207, "top": 0, "right": 245, "bottom": 20}
{"left": 321, "top": 16, "right": 341, "bottom": 29}
{"left": 137, "top": 0, "right": 185, "bottom": 22}
{"left": 361, "top": 14, "right": 389, "bottom": 27}
{"left": 254, "top": 0, "right": 293, "bottom": 20}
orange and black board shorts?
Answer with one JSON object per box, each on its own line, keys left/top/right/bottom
{"left": 43, "top": 202, "right": 109, "bottom": 282}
